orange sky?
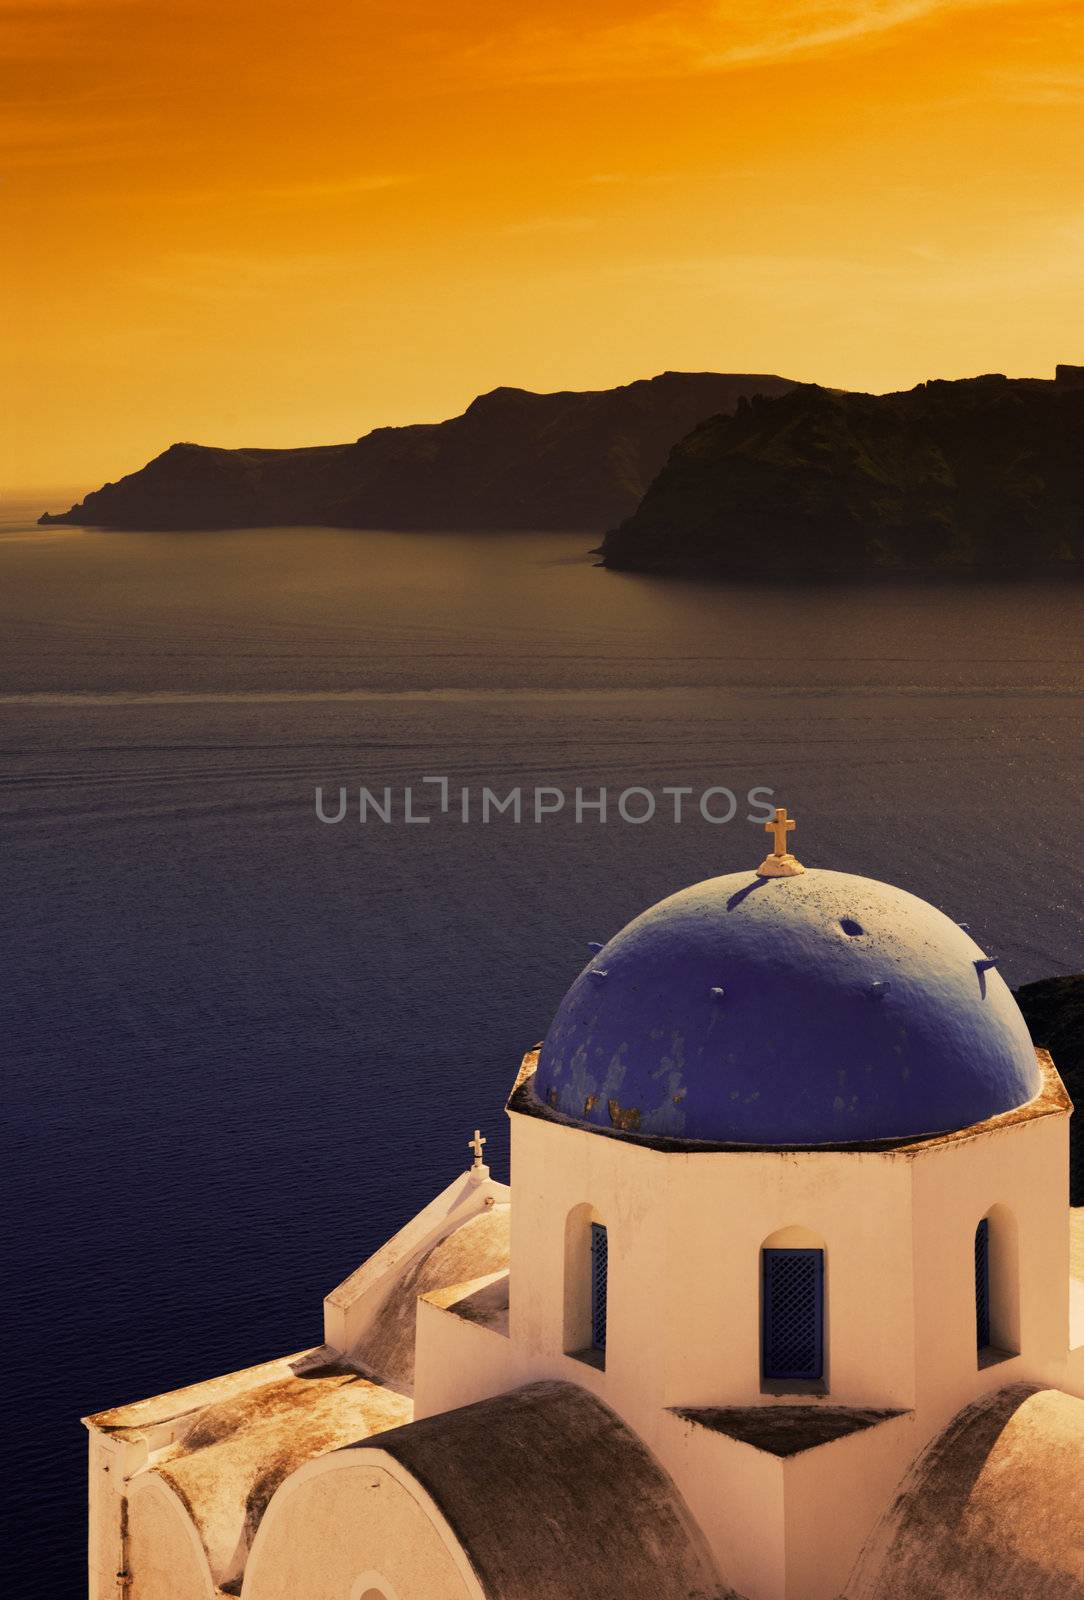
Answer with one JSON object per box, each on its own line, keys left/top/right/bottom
{"left": 4, "top": 0, "right": 1083, "bottom": 495}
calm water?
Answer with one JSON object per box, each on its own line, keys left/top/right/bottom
{"left": 2, "top": 513, "right": 1083, "bottom": 1594}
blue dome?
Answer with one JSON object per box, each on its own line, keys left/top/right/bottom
{"left": 535, "top": 869, "right": 1041, "bottom": 1146}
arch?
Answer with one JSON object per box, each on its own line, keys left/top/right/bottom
{"left": 760, "top": 1225, "right": 827, "bottom": 1387}
{"left": 763, "top": 1223, "right": 825, "bottom": 1251}
{"left": 563, "top": 1201, "right": 608, "bottom": 1364}
{"left": 975, "top": 1203, "right": 1020, "bottom": 1361}
{"left": 252, "top": 1383, "right": 726, "bottom": 1600}
{"left": 243, "top": 1452, "right": 483, "bottom": 1600}
{"left": 127, "top": 1474, "right": 217, "bottom": 1600}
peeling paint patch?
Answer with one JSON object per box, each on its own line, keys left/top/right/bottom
{"left": 509, "top": 1050, "right": 1067, "bottom": 1157}
{"left": 607, "top": 1098, "right": 642, "bottom": 1132}
{"left": 531, "top": 866, "right": 1043, "bottom": 1144}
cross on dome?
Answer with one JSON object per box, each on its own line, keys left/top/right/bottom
{"left": 469, "top": 1129, "right": 487, "bottom": 1168}
{"left": 765, "top": 807, "right": 795, "bottom": 855}
{"left": 757, "top": 805, "right": 805, "bottom": 878}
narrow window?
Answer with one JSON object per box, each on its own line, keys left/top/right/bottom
{"left": 590, "top": 1222, "right": 608, "bottom": 1351}
{"left": 975, "top": 1218, "right": 991, "bottom": 1352}
{"left": 762, "top": 1248, "right": 824, "bottom": 1381}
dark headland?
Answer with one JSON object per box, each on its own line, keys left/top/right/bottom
{"left": 1015, "top": 973, "right": 1084, "bottom": 1205}
{"left": 38, "top": 372, "right": 795, "bottom": 534}
{"left": 602, "top": 367, "right": 1084, "bottom": 578}
{"left": 40, "top": 366, "right": 1084, "bottom": 578}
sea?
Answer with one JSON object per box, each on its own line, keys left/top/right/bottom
{"left": 2, "top": 506, "right": 1082, "bottom": 1594}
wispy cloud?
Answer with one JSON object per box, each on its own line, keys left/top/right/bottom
{"left": 0, "top": 0, "right": 137, "bottom": 9}
{"left": 142, "top": 172, "right": 420, "bottom": 213}
{"left": 503, "top": 215, "right": 597, "bottom": 235}
{"left": 625, "top": 220, "right": 1084, "bottom": 309}
{"left": 0, "top": 103, "right": 159, "bottom": 169}
{"left": 0, "top": 0, "right": 145, "bottom": 65}
{"left": 463, "top": 0, "right": 1026, "bottom": 88}
{"left": 581, "top": 171, "right": 685, "bottom": 186}
{"left": 257, "top": 174, "right": 417, "bottom": 202}
{"left": 988, "top": 68, "right": 1084, "bottom": 105}
{"left": 121, "top": 249, "right": 367, "bottom": 303}
{"left": 702, "top": 0, "right": 1003, "bottom": 68}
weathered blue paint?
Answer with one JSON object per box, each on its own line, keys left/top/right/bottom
{"left": 535, "top": 868, "right": 1041, "bottom": 1146}
{"left": 762, "top": 1248, "right": 824, "bottom": 1381}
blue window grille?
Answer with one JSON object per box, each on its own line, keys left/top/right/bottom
{"left": 762, "top": 1248, "right": 824, "bottom": 1381}
{"left": 590, "top": 1223, "right": 608, "bottom": 1350}
{"left": 975, "top": 1218, "right": 991, "bottom": 1351}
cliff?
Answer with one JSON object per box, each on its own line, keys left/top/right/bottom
{"left": 602, "top": 373, "right": 1084, "bottom": 577}
{"left": 39, "top": 372, "right": 796, "bottom": 533}
{"left": 1016, "top": 973, "right": 1084, "bottom": 1204}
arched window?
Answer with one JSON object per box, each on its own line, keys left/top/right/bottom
{"left": 974, "top": 1218, "right": 991, "bottom": 1351}
{"left": 761, "top": 1226, "right": 826, "bottom": 1385}
{"left": 975, "top": 1205, "right": 1019, "bottom": 1364}
{"left": 564, "top": 1203, "right": 607, "bottom": 1367}
{"left": 591, "top": 1222, "right": 608, "bottom": 1351}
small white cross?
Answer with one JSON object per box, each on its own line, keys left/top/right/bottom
{"left": 469, "top": 1128, "right": 487, "bottom": 1168}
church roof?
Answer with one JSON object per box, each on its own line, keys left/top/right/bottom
{"left": 92, "top": 1348, "right": 412, "bottom": 1592}
{"left": 342, "top": 1381, "right": 727, "bottom": 1600}
{"left": 846, "top": 1384, "right": 1084, "bottom": 1600}
{"left": 535, "top": 866, "right": 1041, "bottom": 1146}
{"left": 352, "top": 1204, "right": 510, "bottom": 1390}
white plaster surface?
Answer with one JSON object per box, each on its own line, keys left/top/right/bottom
{"left": 84, "top": 1048, "right": 1082, "bottom": 1600}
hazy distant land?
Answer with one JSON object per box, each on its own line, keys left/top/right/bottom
{"left": 39, "top": 365, "right": 1084, "bottom": 578}
{"left": 40, "top": 372, "right": 795, "bottom": 536}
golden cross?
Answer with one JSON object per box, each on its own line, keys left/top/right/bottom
{"left": 469, "top": 1128, "right": 487, "bottom": 1166}
{"left": 765, "top": 806, "right": 796, "bottom": 857}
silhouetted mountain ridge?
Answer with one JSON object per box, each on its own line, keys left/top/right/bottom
{"left": 39, "top": 372, "right": 797, "bottom": 532}
{"left": 602, "top": 371, "right": 1084, "bottom": 577}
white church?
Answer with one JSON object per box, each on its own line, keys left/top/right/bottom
{"left": 85, "top": 811, "right": 1084, "bottom": 1599}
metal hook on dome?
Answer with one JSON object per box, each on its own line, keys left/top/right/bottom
{"left": 868, "top": 980, "right": 891, "bottom": 1000}
{"left": 710, "top": 986, "right": 726, "bottom": 1003}
{"left": 974, "top": 956, "right": 998, "bottom": 999}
